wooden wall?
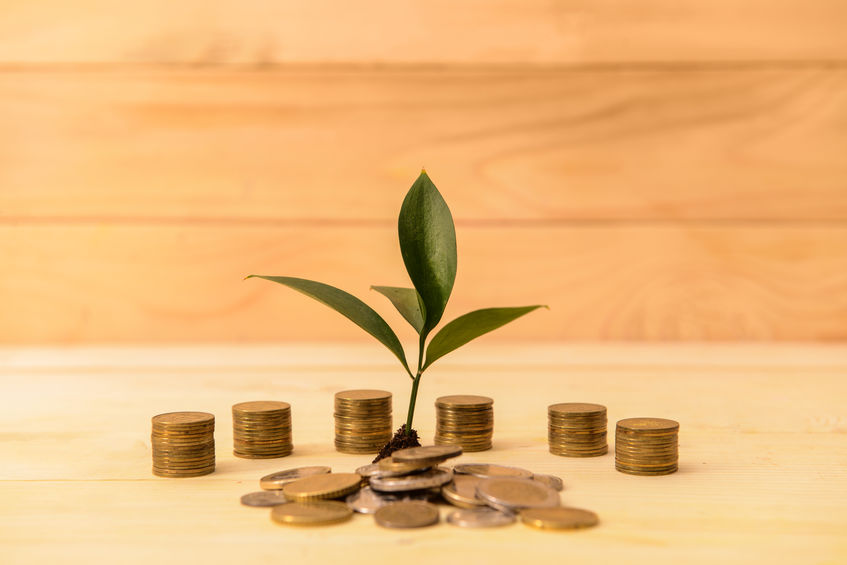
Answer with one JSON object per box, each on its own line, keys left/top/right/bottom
{"left": 1, "top": 2, "right": 846, "bottom": 343}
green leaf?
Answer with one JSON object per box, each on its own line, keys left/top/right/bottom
{"left": 398, "top": 170, "right": 457, "bottom": 335}
{"left": 371, "top": 286, "right": 426, "bottom": 334}
{"left": 423, "top": 306, "right": 547, "bottom": 370}
{"left": 246, "top": 275, "right": 411, "bottom": 376}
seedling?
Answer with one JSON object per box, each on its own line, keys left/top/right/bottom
{"left": 247, "top": 171, "right": 545, "bottom": 458}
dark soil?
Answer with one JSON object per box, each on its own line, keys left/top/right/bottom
{"left": 373, "top": 425, "right": 421, "bottom": 462}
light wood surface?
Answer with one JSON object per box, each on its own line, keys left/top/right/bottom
{"left": 4, "top": 68, "right": 847, "bottom": 221}
{"left": 3, "top": 225, "right": 846, "bottom": 343}
{"left": 1, "top": 1, "right": 846, "bottom": 64}
{"left": 1, "top": 343, "right": 845, "bottom": 564}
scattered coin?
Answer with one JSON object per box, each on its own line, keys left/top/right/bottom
{"left": 476, "top": 478, "right": 560, "bottom": 513}
{"left": 374, "top": 501, "right": 440, "bottom": 529}
{"left": 446, "top": 507, "right": 516, "bottom": 528}
{"left": 392, "top": 445, "right": 463, "bottom": 466}
{"left": 271, "top": 501, "right": 353, "bottom": 526}
{"left": 441, "top": 474, "right": 486, "bottom": 509}
{"left": 346, "top": 486, "right": 403, "bottom": 514}
{"left": 260, "top": 466, "right": 332, "bottom": 490}
{"left": 240, "top": 490, "right": 288, "bottom": 507}
{"left": 435, "top": 395, "right": 494, "bottom": 452}
{"left": 520, "top": 507, "right": 599, "bottom": 530}
{"left": 377, "top": 457, "right": 432, "bottom": 475}
{"left": 370, "top": 467, "right": 453, "bottom": 493}
{"left": 532, "top": 473, "right": 564, "bottom": 491}
{"left": 282, "top": 473, "right": 362, "bottom": 501}
{"left": 453, "top": 463, "right": 533, "bottom": 480}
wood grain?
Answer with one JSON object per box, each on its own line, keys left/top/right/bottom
{"left": 1, "top": 1, "right": 847, "bottom": 64}
{"left": 1, "top": 344, "right": 845, "bottom": 564}
{"left": 2, "top": 68, "right": 847, "bottom": 222}
{"left": 2, "top": 225, "right": 845, "bottom": 343}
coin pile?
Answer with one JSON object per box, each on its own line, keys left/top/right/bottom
{"left": 548, "top": 403, "right": 608, "bottom": 457}
{"left": 151, "top": 411, "right": 215, "bottom": 478}
{"left": 615, "top": 417, "right": 679, "bottom": 475}
{"left": 232, "top": 401, "right": 293, "bottom": 459}
{"left": 435, "top": 395, "right": 494, "bottom": 452}
{"left": 334, "top": 390, "right": 393, "bottom": 454}
{"left": 248, "top": 449, "right": 599, "bottom": 531}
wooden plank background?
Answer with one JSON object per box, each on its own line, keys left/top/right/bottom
{"left": 1, "top": 2, "right": 846, "bottom": 342}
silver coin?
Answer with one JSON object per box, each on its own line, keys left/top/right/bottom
{"left": 260, "top": 466, "right": 332, "bottom": 490}
{"left": 240, "top": 490, "right": 288, "bottom": 507}
{"left": 374, "top": 501, "right": 440, "bottom": 528}
{"left": 370, "top": 467, "right": 453, "bottom": 493}
{"left": 453, "top": 463, "right": 533, "bottom": 480}
{"left": 442, "top": 474, "right": 487, "bottom": 509}
{"left": 532, "top": 473, "right": 564, "bottom": 491}
{"left": 446, "top": 507, "right": 516, "bottom": 528}
{"left": 346, "top": 486, "right": 403, "bottom": 514}
{"left": 475, "top": 478, "right": 560, "bottom": 512}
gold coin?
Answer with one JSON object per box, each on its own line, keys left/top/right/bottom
{"left": 374, "top": 501, "right": 440, "bottom": 528}
{"left": 271, "top": 501, "right": 352, "bottom": 526}
{"left": 392, "top": 445, "right": 463, "bottom": 465}
{"left": 616, "top": 418, "right": 679, "bottom": 433}
{"left": 152, "top": 412, "right": 214, "bottom": 427}
{"left": 335, "top": 389, "right": 392, "bottom": 402}
{"left": 520, "top": 507, "right": 599, "bottom": 530}
{"left": 282, "top": 473, "right": 362, "bottom": 501}
{"left": 233, "top": 400, "right": 289, "bottom": 411}
{"left": 377, "top": 457, "right": 431, "bottom": 474}
{"left": 436, "top": 395, "right": 493, "bottom": 408}
{"left": 548, "top": 403, "right": 606, "bottom": 415}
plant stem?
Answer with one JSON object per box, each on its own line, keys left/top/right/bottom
{"left": 405, "top": 370, "right": 422, "bottom": 435}
{"left": 404, "top": 333, "right": 427, "bottom": 436}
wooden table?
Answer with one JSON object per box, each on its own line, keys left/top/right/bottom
{"left": 2, "top": 344, "right": 846, "bottom": 564}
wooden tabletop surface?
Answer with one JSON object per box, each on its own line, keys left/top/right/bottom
{"left": 2, "top": 343, "right": 845, "bottom": 564}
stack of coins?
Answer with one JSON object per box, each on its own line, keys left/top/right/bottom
{"left": 334, "top": 390, "right": 392, "bottom": 454}
{"left": 151, "top": 412, "right": 215, "bottom": 478}
{"left": 232, "top": 401, "right": 293, "bottom": 459}
{"left": 548, "top": 403, "right": 608, "bottom": 457}
{"left": 615, "top": 417, "right": 679, "bottom": 475}
{"left": 435, "top": 395, "right": 494, "bottom": 452}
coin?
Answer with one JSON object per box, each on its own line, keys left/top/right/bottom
{"left": 260, "top": 466, "right": 332, "bottom": 490}
{"left": 240, "top": 490, "right": 288, "bottom": 507}
{"left": 271, "top": 501, "right": 352, "bottom": 526}
{"left": 334, "top": 390, "right": 393, "bottom": 454}
{"left": 345, "top": 486, "right": 404, "bottom": 514}
{"left": 441, "top": 474, "right": 486, "bottom": 509}
{"left": 377, "top": 457, "right": 432, "bottom": 475}
{"left": 453, "top": 463, "right": 533, "bottom": 480}
{"left": 151, "top": 411, "right": 215, "bottom": 478}
{"left": 282, "top": 473, "right": 362, "bottom": 501}
{"left": 232, "top": 400, "right": 293, "bottom": 459}
{"left": 446, "top": 507, "right": 516, "bottom": 528}
{"left": 374, "top": 501, "right": 440, "bottom": 529}
{"left": 370, "top": 467, "right": 453, "bottom": 493}
{"left": 532, "top": 473, "right": 564, "bottom": 491}
{"left": 392, "top": 445, "right": 463, "bottom": 465}
{"left": 615, "top": 417, "right": 679, "bottom": 476}
{"left": 548, "top": 403, "right": 607, "bottom": 458}
{"left": 476, "top": 478, "right": 560, "bottom": 512}
{"left": 435, "top": 395, "right": 494, "bottom": 452}
{"left": 520, "top": 507, "right": 599, "bottom": 530}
